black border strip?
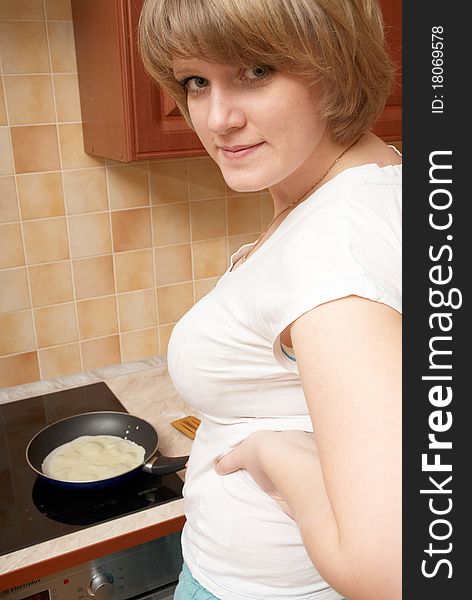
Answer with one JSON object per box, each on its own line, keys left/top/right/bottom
{"left": 403, "top": 2, "right": 467, "bottom": 596}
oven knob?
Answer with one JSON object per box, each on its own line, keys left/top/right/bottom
{"left": 88, "top": 572, "right": 115, "bottom": 599}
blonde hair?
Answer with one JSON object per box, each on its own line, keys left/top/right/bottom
{"left": 139, "top": 0, "right": 394, "bottom": 143}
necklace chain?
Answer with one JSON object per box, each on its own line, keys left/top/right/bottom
{"left": 231, "top": 131, "right": 365, "bottom": 270}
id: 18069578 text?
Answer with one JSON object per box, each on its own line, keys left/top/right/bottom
{"left": 431, "top": 26, "right": 445, "bottom": 114}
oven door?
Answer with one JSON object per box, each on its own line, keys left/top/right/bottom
{"left": 138, "top": 582, "right": 177, "bottom": 599}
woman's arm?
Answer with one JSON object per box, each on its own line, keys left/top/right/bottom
{"left": 217, "top": 295, "right": 401, "bottom": 600}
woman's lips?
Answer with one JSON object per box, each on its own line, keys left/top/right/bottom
{"left": 220, "top": 142, "right": 265, "bottom": 160}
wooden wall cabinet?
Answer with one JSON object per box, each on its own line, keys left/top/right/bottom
{"left": 71, "top": 0, "right": 206, "bottom": 162}
{"left": 71, "top": 0, "right": 401, "bottom": 163}
{"left": 373, "top": 0, "right": 402, "bottom": 142}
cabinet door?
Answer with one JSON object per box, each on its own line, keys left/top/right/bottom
{"left": 126, "top": 0, "right": 206, "bottom": 160}
{"left": 72, "top": 0, "right": 205, "bottom": 162}
{"left": 72, "top": 0, "right": 130, "bottom": 161}
{"left": 372, "top": 0, "right": 402, "bottom": 141}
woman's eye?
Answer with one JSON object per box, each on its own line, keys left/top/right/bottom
{"left": 182, "top": 76, "right": 208, "bottom": 93}
{"left": 243, "top": 66, "right": 272, "bottom": 81}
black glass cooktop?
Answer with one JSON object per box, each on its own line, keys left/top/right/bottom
{"left": 0, "top": 382, "right": 183, "bottom": 556}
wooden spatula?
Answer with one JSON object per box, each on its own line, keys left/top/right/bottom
{"left": 171, "top": 416, "right": 201, "bottom": 439}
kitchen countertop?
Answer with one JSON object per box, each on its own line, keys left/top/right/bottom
{"left": 0, "top": 358, "right": 196, "bottom": 589}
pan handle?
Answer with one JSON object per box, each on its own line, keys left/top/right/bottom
{"left": 144, "top": 454, "right": 189, "bottom": 475}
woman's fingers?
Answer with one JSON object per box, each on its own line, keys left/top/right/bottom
{"left": 215, "top": 447, "right": 242, "bottom": 475}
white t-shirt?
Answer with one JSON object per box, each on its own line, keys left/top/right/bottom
{"left": 167, "top": 163, "right": 402, "bottom": 600}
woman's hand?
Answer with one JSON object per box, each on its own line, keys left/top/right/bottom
{"left": 215, "top": 430, "right": 325, "bottom": 520}
{"left": 218, "top": 296, "right": 401, "bottom": 600}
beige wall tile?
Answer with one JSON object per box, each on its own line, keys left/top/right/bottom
{"left": 149, "top": 159, "right": 189, "bottom": 204}
{"left": 115, "top": 249, "right": 154, "bottom": 293}
{"left": 0, "top": 127, "right": 14, "bottom": 175}
{"left": 23, "top": 217, "right": 69, "bottom": 264}
{"left": 192, "top": 238, "right": 228, "bottom": 279}
{"left": 261, "top": 192, "right": 274, "bottom": 228}
{"left": 77, "top": 296, "right": 118, "bottom": 339}
{"left": 47, "top": 22, "right": 77, "bottom": 73}
{"left": 63, "top": 168, "right": 108, "bottom": 214}
{"left": 118, "top": 290, "right": 157, "bottom": 332}
{"left": 0, "top": 22, "right": 49, "bottom": 74}
{"left": 0, "top": 352, "right": 40, "bottom": 388}
{"left": 17, "top": 172, "right": 65, "bottom": 219}
{"left": 228, "top": 194, "right": 261, "bottom": 236}
{"left": 53, "top": 74, "right": 81, "bottom": 122}
{"left": 0, "top": 223, "right": 25, "bottom": 268}
{"left": 73, "top": 255, "right": 115, "bottom": 299}
{"left": 81, "top": 335, "right": 121, "bottom": 371}
{"left": 188, "top": 157, "right": 226, "bottom": 201}
{"left": 11, "top": 125, "right": 60, "bottom": 174}
{"left": 194, "top": 277, "right": 219, "bottom": 302}
{"left": 34, "top": 302, "right": 78, "bottom": 347}
{"left": 0, "top": 84, "right": 6, "bottom": 126}
{"left": 29, "top": 261, "right": 74, "bottom": 306}
{"left": 152, "top": 203, "right": 190, "bottom": 246}
{"left": 190, "top": 198, "right": 226, "bottom": 241}
{"left": 0, "top": 177, "right": 19, "bottom": 223}
{"left": 121, "top": 328, "right": 158, "bottom": 363}
{"left": 68, "top": 212, "right": 112, "bottom": 258}
{"left": 0, "top": 268, "right": 30, "bottom": 314}
{"left": 45, "top": 0, "right": 73, "bottom": 21}
{"left": 158, "top": 323, "right": 175, "bottom": 356}
{"left": 107, "top": 165, "right": 149, "bottom": 209}
{"left": 39, "top": 343, "right": 81, "bottom": 379}
{"left": 0, "top": 0, "right": 44, "bottom": 20}
{"left": 111, "top": 208, "right": 152, "bottom": 252}
{"left": 0, "top": 310, "right": 35, "bottom": 355}
{"left": 155, "top": 244, "right": 192, "bottom": 286}
{"left": 4, "top": 75, "right": 55, "bottom": 126}
{"left": 226, "top": 189, "right": 258, "bottom": 198}
{"left": 157, "top": 283, "right": 193, "bottom": 324}
{"left": 58, "top": 123, "right": 105, "bottom": 169}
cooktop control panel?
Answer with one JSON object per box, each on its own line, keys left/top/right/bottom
{"left": 0, "top": 532, "right": 183, "bottom": 600}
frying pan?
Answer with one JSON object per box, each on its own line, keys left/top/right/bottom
{"left": 26, "top": 411, "right": 189, "bottom": 489}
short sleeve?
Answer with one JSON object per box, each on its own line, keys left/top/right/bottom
{"left": 264, "top": 180, "right": 402, "bottom": 373}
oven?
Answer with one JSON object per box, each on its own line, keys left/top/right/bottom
{"left": 0, "top": 531, "right": 182, "bottom": 600}
{"left": 0, "top": 383, "right": 185, "bottom": 600}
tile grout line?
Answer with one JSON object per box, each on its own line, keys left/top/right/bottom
{"left": 0, "top": 18, "right": 72, "bottom": 24}
{"left": 4, "top": 118, "right": 80, "bottom": 127}
{"left": 0, "top": 26, "right": 40, "bottom": 377}
{"left": 147, "top": 160, "right": 161, "bottom": 358}
{"left": 187, "top": 158, "right": 197, "bottom": 309}
{"left": 0, "top": 229, "right": 259, "bottom": 252}
{"left": 0, "top": 199, "right": 230, "bottom": 222}
{"left": 43, "top": 0, "right": 84, "bottom": 378}
{"left": 0, "top": 327, "right": 163, "bottom": 360}
{"left": 104, "top": 163, "right": 124, "bottom": 368}
{"left": 1, "top": 274, "right": 224, "bottom": 319}
{"left": 0, "top": 19, "right": 25, "bottom": 505}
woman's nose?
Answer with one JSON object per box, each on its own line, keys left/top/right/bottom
{"left": 207, "top": 88, "right": 246, "bottom": 135}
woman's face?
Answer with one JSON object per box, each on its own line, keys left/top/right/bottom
{"left": 172, "top": 58, "right": 327, "bottom": 194}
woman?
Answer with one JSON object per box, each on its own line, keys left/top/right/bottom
{"left": 139, "top": 1, "right": 401, "bottom": 599}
